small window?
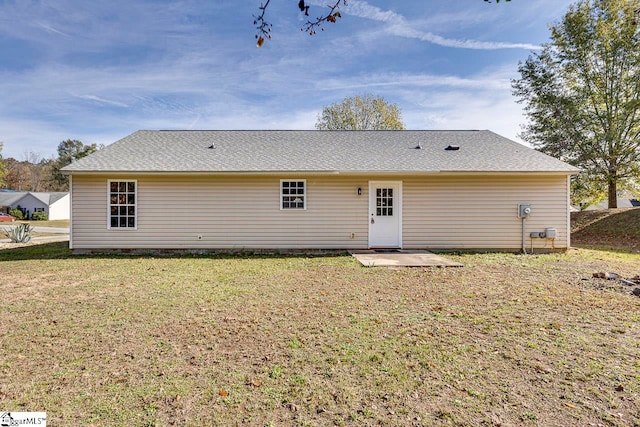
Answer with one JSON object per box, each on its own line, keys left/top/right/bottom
{"left": 376, "top": 188, "right": 393, "bottom": 216}
{"left": 281, "top": 180, "right": 306, "bottom": 210}
{"left": 108, "top": 180, "right": 137, "bottom": 229}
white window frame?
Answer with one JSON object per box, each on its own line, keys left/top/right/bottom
{"left": 107, "top": 179, "right": 138, "bottom": 230}
{"left": 280, "top": 179, "right": 307, "bottom": 210}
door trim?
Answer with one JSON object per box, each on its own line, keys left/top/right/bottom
{"left": 368, "top": 181, "right": 403, "bottom": 248}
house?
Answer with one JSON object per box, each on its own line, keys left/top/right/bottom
{"left": 584, "top": 198, "right": 640, "bottom": 211}
{"left": 62, "top": 130, "right": 579, "bottom": 252}
{"left": 0, "top": 191, "right": 70, "bottom": 220}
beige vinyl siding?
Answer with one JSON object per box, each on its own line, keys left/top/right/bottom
{"left": 70, "top": 173, "right": 570, "bottom": 251}
{"left": 71, "top": 175, "right": 369, "bottom": 249}
{"left": 402, "top": 175, "right": 569, "bottom": 250}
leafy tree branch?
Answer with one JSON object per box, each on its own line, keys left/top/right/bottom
{"left": 255, "top": 0, "right": 510, "bottom": 47}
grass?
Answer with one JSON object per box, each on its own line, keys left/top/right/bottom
{"left": 20, "top": 219, "right": 70, "bottom": 228}
{"left": 1, "top": 243, "right": 639, "bottom": 426}
{"left": 572, "top": 208, "right": 640, "bottom": 252}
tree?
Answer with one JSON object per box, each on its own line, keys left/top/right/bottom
{"left": 571, "top": 172, "right": 607, "bottom": 210}
{"left": 22, "top": 151, "right": 46, "bottom": 192}
{"left": 255, "top": 0, "right": 510, "bottom": 46}
{"left": 3, "top": 158, "right": 31, "bottom": 191}
{"left": 512, "top": 0, "right": 640, "bottom": 208}
{"left": 52, "top": 139, "right": 100, "bottom": 190}
{"left": 316, "top": 94, "right": 405, "bottom": 131}
{"left": 1, "top": 155, "right": 58, "bottom": 192}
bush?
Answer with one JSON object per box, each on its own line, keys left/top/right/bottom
{"left": 8, "top": 209, "right": 23, "bottom": 220}
{"left": 31, "top": 211, "right": 49, "bottom": 221}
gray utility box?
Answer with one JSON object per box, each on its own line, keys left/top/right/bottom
{"left": 530, "top": 228, "right": 558, "bottom": 239}
{"left": 518, "top": 203, "right": 532, "bottom": 218}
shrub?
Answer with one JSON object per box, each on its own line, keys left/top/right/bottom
{"left": 31, "top": 211, "right": 49, "bottom": 221}
{"left": 3, "top": 223, "right": 33, "bottom": 243}
{"left": 8, "top": 208, "right": 23, "bottom": 220}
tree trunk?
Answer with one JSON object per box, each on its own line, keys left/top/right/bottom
{"left": 608, "top": 176, "right": 617, "bottom": 209}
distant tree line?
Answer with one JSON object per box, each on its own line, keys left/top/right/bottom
{"left": 0, "top": 139, "right": 100, "bottom": 192}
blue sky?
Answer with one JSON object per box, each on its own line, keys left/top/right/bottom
{"left": 0, "top": 0, "right": 575, "bottom": 160}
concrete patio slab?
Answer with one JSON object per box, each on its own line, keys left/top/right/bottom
{"left": 350, "top": 250, "right": 463, "bottom": 267}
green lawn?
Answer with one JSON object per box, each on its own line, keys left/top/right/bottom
{"left": 572, "top": 208, "right": 640, "bottom": 253}
{"left": 21, "top": 219, "right": 70, "bottom": 228}
{"left": 1, "top": 244, "right": 639, "bottom": 426}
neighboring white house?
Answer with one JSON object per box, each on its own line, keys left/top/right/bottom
{"left": 62, "top": 130, "right": 579, "bottom": 252}
{"left": 0, "top": 191, "right": 70, "bottom": 220}
{"left": 584, "top": 198, "right": 640, "bottom": 211}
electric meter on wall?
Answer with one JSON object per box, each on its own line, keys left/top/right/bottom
{"left": 518, "top": 203, "right": 532, "bottom": 218}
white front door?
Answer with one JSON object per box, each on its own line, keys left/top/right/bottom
{"left": 368, "top": 181, "right": 402, "bottom": 248}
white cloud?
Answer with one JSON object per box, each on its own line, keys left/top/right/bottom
{"left": 402, "top": 90, "right": 528, "bottom": 145}
{"left": 72, "top": 94, "right": 130, "bottom": 108}
{"left": 335, "top": 0, "right": 541, "bottom": 50}
{"left": 310, "top": 63, "right": 528, "bottom": 144}
{"left": 318, "top": 72, "right": 512, "bottom": 92}
{"left": 34, "top": 22, "right": 71, "bottom": 37}
{"left": 0, "top": 118, "right": 78, "bottom": 160}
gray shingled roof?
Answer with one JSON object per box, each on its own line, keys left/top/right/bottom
{"left": 0, "top": 191, "right": 68, "bottom": 207}
{"left": 0, "top": 192, "right": 25, "bottom": 207}
{"left": 30, "top": 192, "right": 69, "bottom": 205}
{"left": 62, "top": 130, "right": 578, "bottom": 174}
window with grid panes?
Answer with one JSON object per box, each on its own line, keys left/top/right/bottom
{"left": 281, "top": 180, "right": 306, "bottom": 210}
{"left": 376, "top": 187, "right": 393, "bottom": 216}
{"left": 108, "top": 180, "right": 137, "bottom": 228}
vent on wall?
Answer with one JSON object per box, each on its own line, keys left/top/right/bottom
{"left": 445, "top": 145, "right": 460, "bottom": 151}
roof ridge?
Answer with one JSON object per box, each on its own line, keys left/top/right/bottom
{"left": 152, "top": 129, "right": 486, "bottom": 132}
